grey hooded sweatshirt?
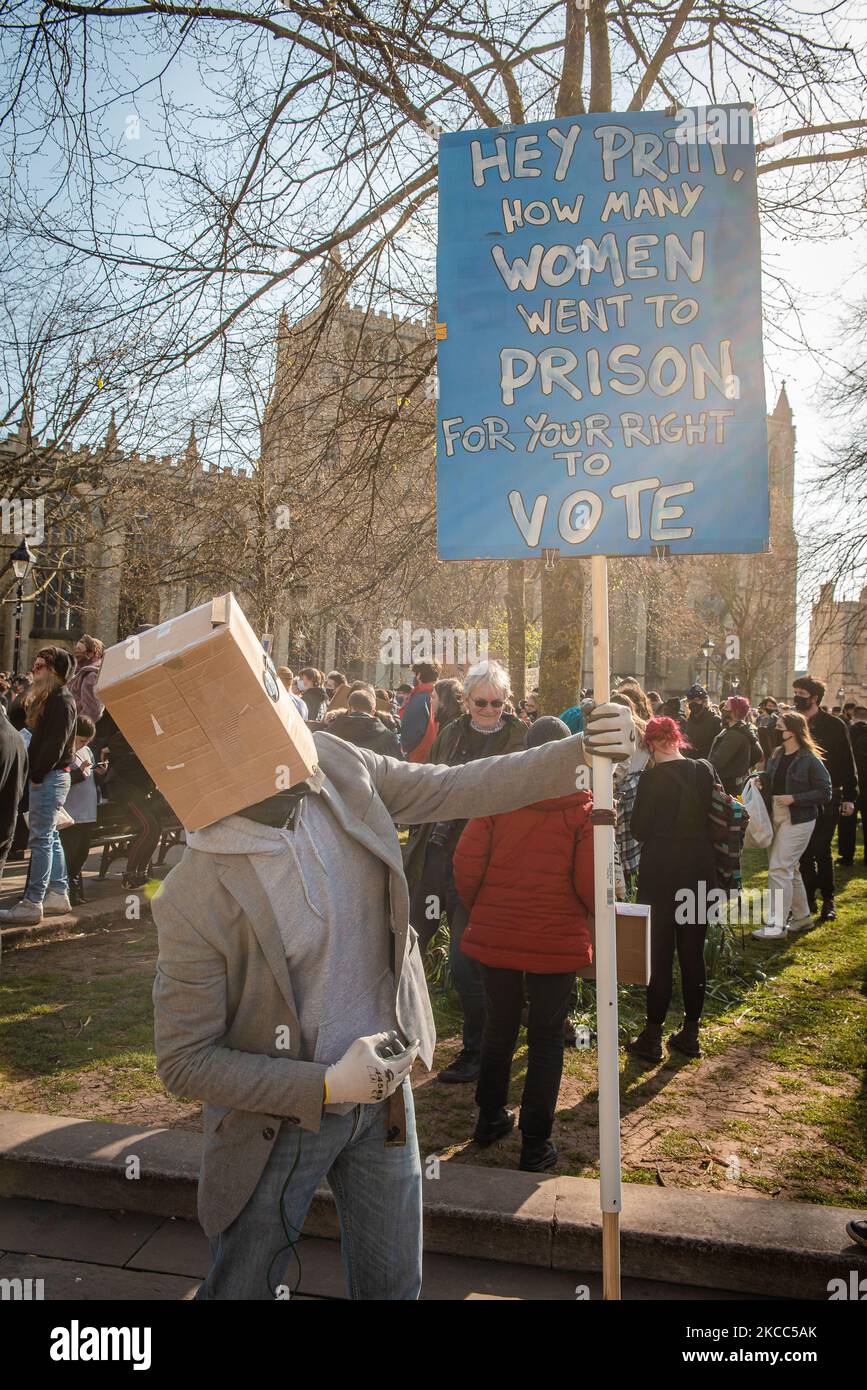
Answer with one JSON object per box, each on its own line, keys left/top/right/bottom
{"left": 187, "top": 795, "right": 398, "bottom": 1113}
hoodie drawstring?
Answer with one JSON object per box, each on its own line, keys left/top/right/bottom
{"left": 279, "top": 823, "right": 326, "bottom": 919}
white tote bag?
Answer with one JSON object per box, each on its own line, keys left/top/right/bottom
{"left": 742, "top": 776, "right": 773, "bottom": 849}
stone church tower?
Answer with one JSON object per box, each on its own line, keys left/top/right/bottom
{"left": 259, "top": 251, "right": 433, "bottom": 675}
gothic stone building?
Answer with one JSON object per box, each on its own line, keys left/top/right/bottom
{"left": 808, "top": 581, "right": 867, "bottom": 707}
{"left": 1, "top": 271, "right": 798, "bottom": 697}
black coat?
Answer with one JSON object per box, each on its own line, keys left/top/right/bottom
{"left": 102, "top": 726, "right": 152, "bottom": 795}
{"left": 27, "top": 687, "right": 77, "bottom": 785}
{"left": 0, "top": 711, "right": 26, "bottom": 872}
{"left": 849, "top": 721, "right": 867, "bottom": 799}
{"left": 301, "top": 686, "right": 329, "bottom": 722}
{"left": 757, "top": 712, "right": 784, "bottom": 761}
{"left": 808, "top": 709, "right": 858, "bottom": 801}
{"left": 708, "top": 721, "right": 762, "bottom": 794}
{"left": 630, "top": 758, "right": 718, "bottom": 919}
{"left": 685, "top": 707, "right": 722, "bottom": 759}
{"left": 325, "top": 711, "right": 403, "bottom": 759}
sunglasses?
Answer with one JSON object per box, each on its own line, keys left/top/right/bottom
{"left": 471, "top": 697, "right": 504, "bottom": 710}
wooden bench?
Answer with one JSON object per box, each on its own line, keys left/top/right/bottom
{"left": 92, "top": 799, "right": 183, "bottom": 879}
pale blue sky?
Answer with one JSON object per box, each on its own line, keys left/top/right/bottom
{"left": 760, "top": 226, "right": 865, "bottom": 662}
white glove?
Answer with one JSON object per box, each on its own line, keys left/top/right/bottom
{"left": 324, "top": 1032, "right": 418, "bottom": 1106}
{"left": 583, "top": 701, "right": 636, "bottom": 762}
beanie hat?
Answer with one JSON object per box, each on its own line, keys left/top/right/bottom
{"left": 525, "top": 715, "right": 571, "bottom": 749}
{"left": 686, "top": 684, "right": 708, "bottom": 701}
{"left": 49, "top": 649, "right": 73, "bottom": 683}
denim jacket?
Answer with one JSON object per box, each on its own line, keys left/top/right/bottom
{"left": 759, "top": 746, "right": 832, "bottom": 825}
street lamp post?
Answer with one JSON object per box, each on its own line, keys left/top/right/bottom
{"left": 11, "top": 537, "right": 36, "bottom": 678}
{"left": 836, "top": 686, "right": 845, "bottom": 708}
{"left": 730, "top": 675, "right": 741, "bottom": 697}
{"left": 701, "top": 637, "right": 715, "bottom": 691}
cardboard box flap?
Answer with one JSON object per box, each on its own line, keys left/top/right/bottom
{"left": 98, "top": 596, "right": 240, "bottom": 688}
{"left": 210, "top": 594, "right": 230, "bottom": 625}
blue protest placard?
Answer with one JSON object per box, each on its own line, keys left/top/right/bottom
{"left": 436, "top": 106, "right": 768, "bottom": 560}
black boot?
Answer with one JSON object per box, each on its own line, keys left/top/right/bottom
{"left": 519, "top": 1137, "right": 558, "bottom": 1172}
{"left": 436, "top": 1050, "right": 480, "bottom": 1084}
{"left": 668, "top": 1019, "right": 702, "bottom": 1058}
{"left": 627, "top": 1021, "right": 663, "bottom": 1063}
{"left": 819, "top": 899, "right": 836, "bottom": 923}
{"left": 473, "top": 1108, "right": 515, "bottom": 1147}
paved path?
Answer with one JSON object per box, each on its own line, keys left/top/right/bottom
{"left": 0, "top": 848, "right": 173, "bottom": 949}
{"left": 0, "top": 1196, "right": 762, "bottom": 1301}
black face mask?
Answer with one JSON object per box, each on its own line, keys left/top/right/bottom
{"left": 793, "top": 694, "right": 812, "bottom": 713}
{"left": 688, "top": 701, "right": 704, "bottom": 716}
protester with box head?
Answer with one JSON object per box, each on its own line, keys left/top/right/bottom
{"left": 95, "top": 594, "right": 636, "bottom": 1300}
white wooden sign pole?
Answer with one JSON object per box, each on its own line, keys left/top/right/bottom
{"left": 590, "top": 553, "right": 622, "bottom": 1299}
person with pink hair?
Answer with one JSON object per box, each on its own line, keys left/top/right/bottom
{"left": 627, "top": 716, "right": 719, "bottom": 1063}
{"left": 708, "top": 695, "right": 763, "bottom": 797}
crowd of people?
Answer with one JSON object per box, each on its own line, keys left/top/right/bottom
{"left": 3, "top": 629, "right": 864, "bottom": 1295}
{"left": 236, "top": 657, "right": 858, "bottom": 1177}
{"left": 0, "top": 640, "right": 863, "bottom": 1180}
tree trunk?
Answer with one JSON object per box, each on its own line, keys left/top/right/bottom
{"left": 505, "top": 560, "right": 526, "bottom": 702}
{"left": 539, "top": 557, "right": 587, "bottom": 714}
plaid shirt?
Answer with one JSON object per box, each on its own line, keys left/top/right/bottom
{"left": 615, "top": 768, "right": 643, "bottom": 880}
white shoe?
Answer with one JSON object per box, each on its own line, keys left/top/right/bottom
{"left": 43, "top": 891, "right": 72, "bottom": 916}
{"left": 751, "top": 925, "right": 786, "bottom": 940}
{"left": 0, "top": 899, "right": 43, "bottom": 924}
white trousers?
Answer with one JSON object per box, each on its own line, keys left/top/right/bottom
{"left": 766, "top": 799, "right": 814, "bottom": 927}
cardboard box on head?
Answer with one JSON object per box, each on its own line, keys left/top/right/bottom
{"left": 96, "top": 594, "right": 318, "bottom": 830}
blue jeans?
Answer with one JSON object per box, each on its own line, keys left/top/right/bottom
{"left": 410, "top": 843, "right": 487, "bottom": 1057}
{"left": 26, "top": 771, "right": 70, "bottom": 904}
{"left": 197, "top": 1080, "right": 422, "bottom": 1301}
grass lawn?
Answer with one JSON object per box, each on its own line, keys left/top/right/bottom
{"left": 418, "top": 850, "right": 867, "bottom": 1206}
{"left": 1, "top": 851, "right": 865, "bottom": 1204}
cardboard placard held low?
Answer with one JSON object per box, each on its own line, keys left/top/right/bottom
{"left": 96, "top": 593, "right": 318, "bottom": 830}
{"left": 578, "top": 902, "right": 651, "bottom": 986}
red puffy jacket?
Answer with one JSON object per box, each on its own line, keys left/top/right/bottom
{"left": 453, "top": 791, "right": 594, "bottom": 973}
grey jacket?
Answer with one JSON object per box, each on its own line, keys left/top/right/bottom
{"left": 152, "top": 727, "right": 588, "bottom": 1237}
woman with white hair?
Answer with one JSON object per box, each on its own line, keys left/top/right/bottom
{"left": 403, "top": 660, "right": 527, "bottom": 1085}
